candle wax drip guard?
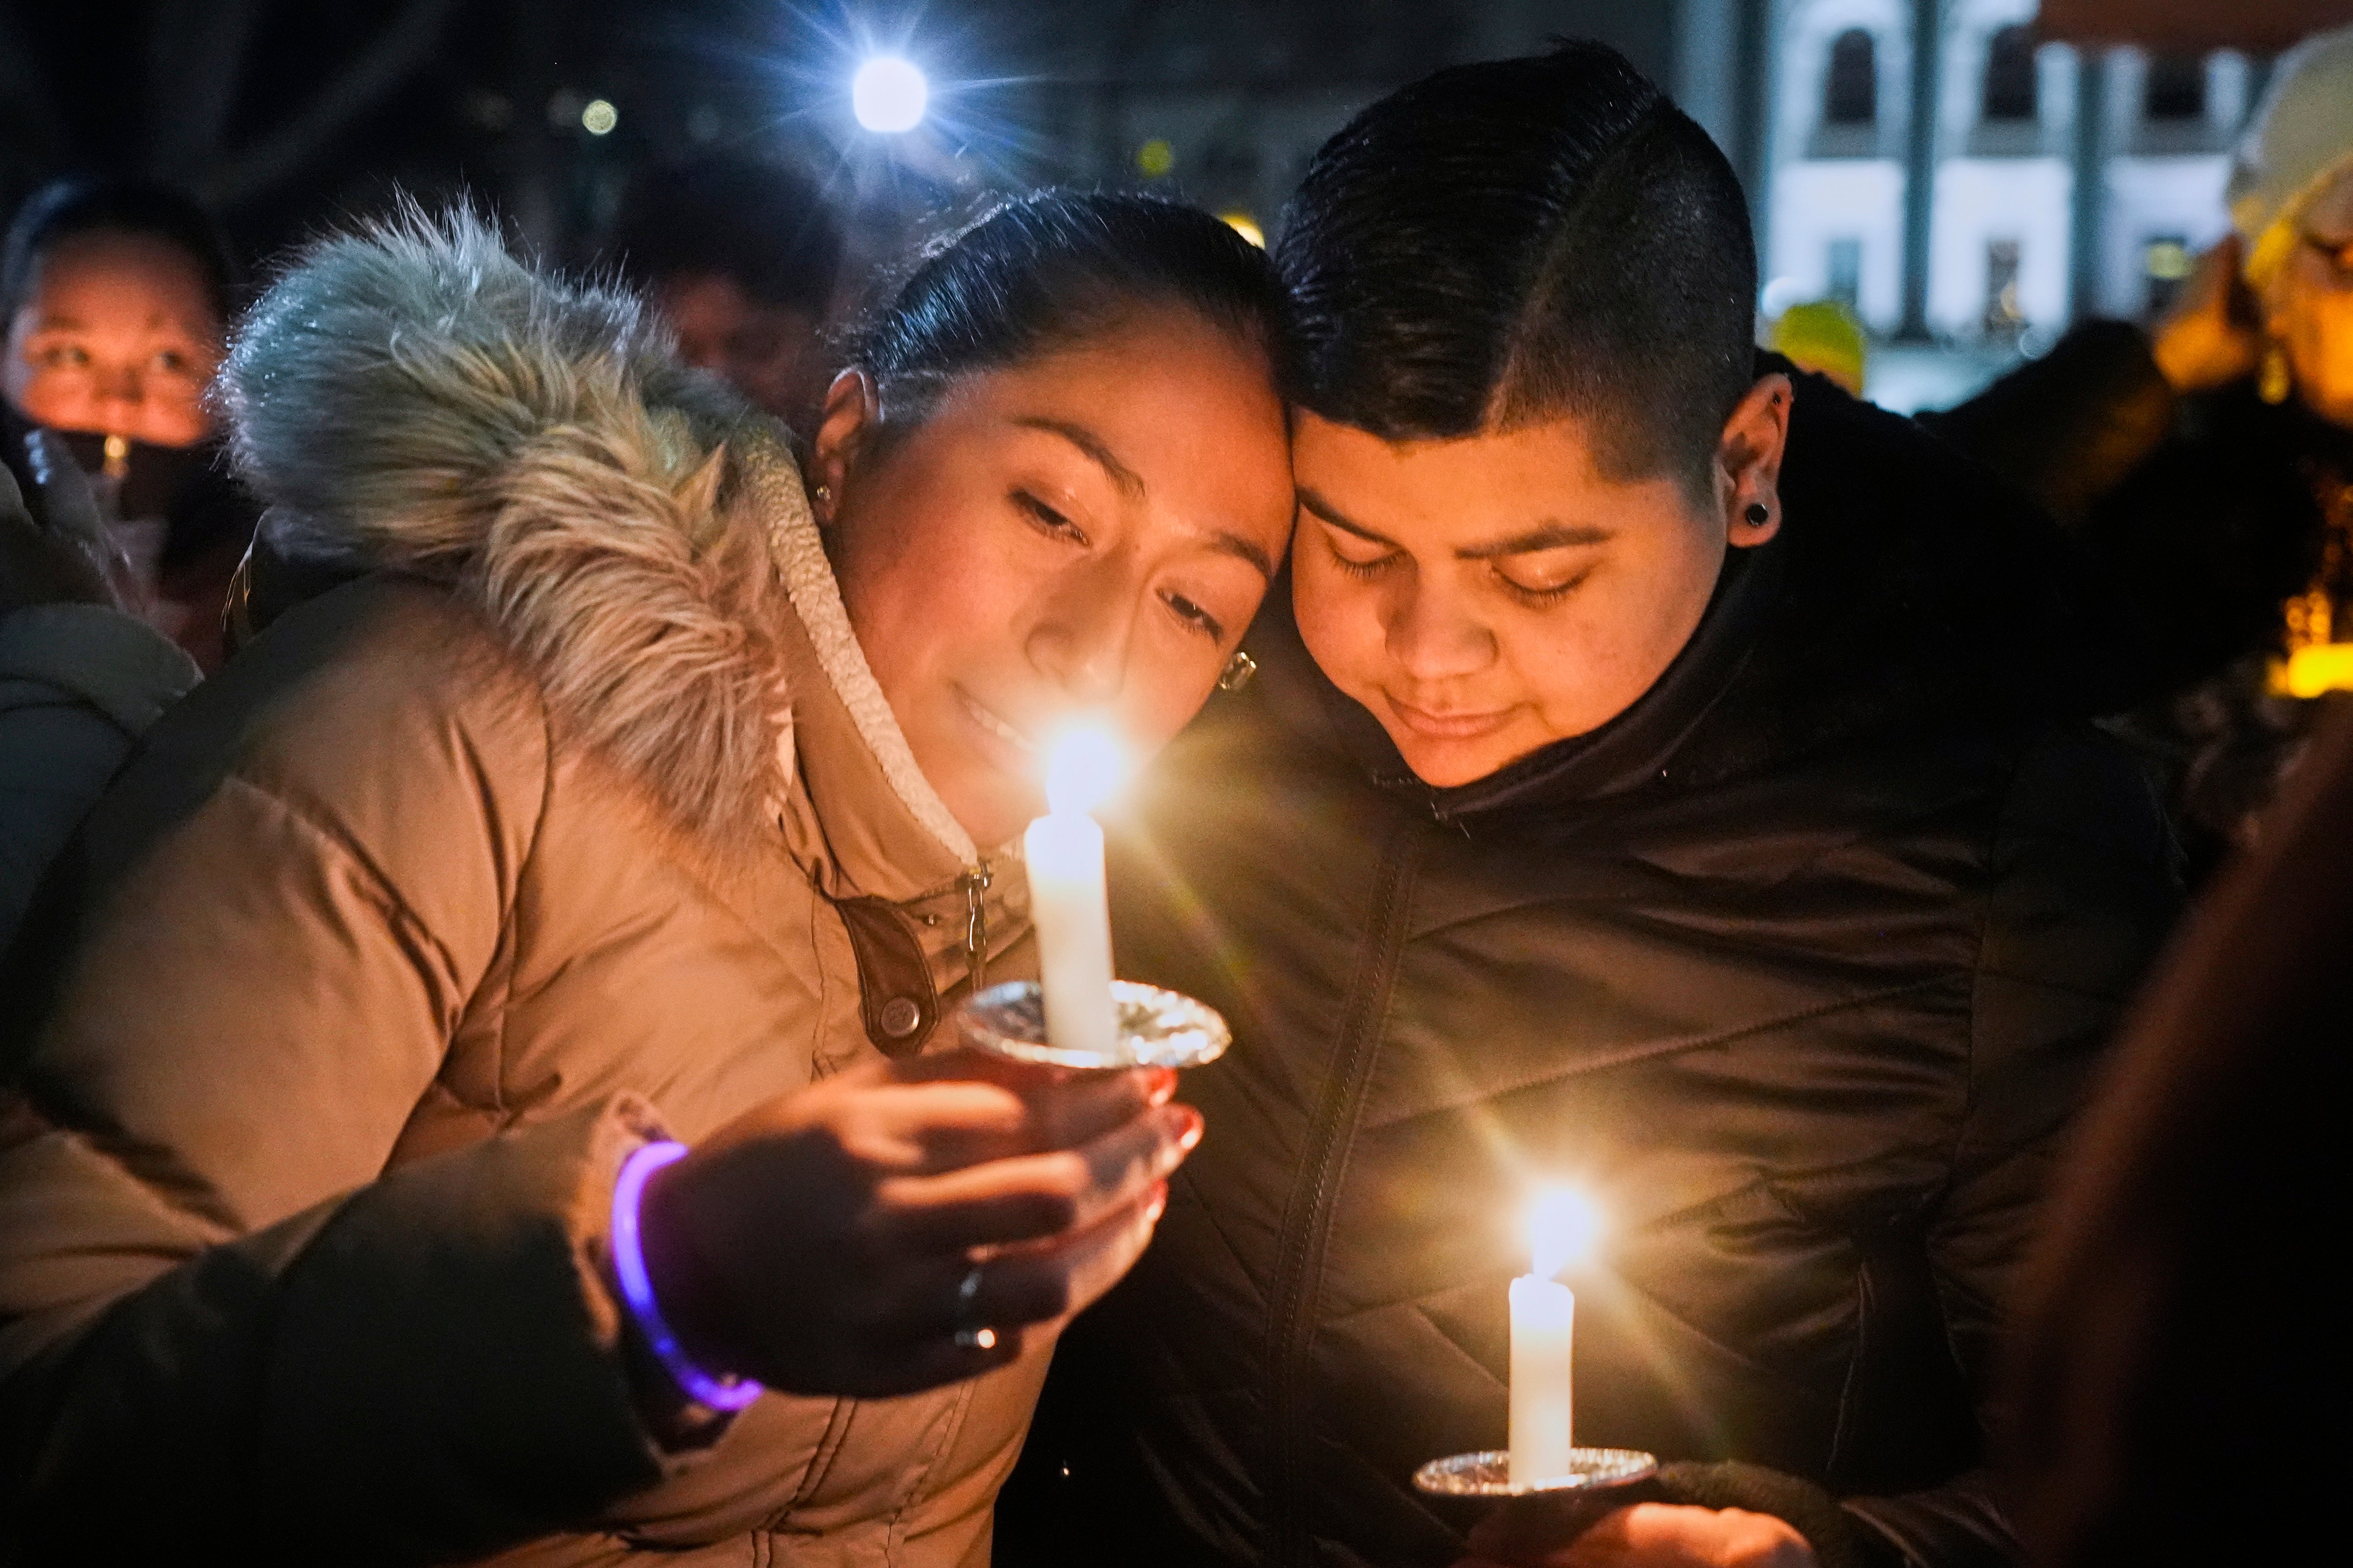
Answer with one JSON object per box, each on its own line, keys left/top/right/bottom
{"left": 958, "top": 980, "right": 1231, "bottom": 1070}
{"left": 1413, "top": 1448, "right": 1658, "bottom": 1498}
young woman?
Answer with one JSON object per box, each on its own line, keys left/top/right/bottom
{"left": 0, "top": 193, "right": 1294, "bottom": 1564}
{"left": 0, "top": 177, "right": 253, "bottom": 669}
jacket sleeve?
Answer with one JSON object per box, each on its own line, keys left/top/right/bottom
{"left": 1840, "top": 727, "right": 2181, "bottom": 1568}
{"left": 0, "top": 615, "right": 680, "bottom": 1564}
{"left": 0, "top": 602, "right": 198, "bottom": 950}
{"left": 1922, "top": 320, "right": 2176, "bottom": 533}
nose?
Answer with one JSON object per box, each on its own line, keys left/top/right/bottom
{"left": 1383, "top": 575, "right": 1495, "bottom": 683}
{"left": 94, "top": 361, "right": 143, "bottom": 410}
{"left": 1025, "top": 553, "right": 1141, "bottom": 703}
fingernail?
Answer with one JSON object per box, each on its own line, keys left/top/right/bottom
{"left": 1176, "top": 1107, "right": 1204, "bottom": 1151}
{"left": 1146, "top": 1068, "right": 1177, "bottom": 1106}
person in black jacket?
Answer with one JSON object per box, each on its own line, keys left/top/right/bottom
{"left": 1929, "top": 26, "right": 2353, "bottom": 874}
{"left": 1000, "top": 43, "right": 2178, "bottom": 1568}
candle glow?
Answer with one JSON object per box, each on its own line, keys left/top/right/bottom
{"left": 1509, "top": 1185, "right": 1599, "bottom": 1486}
{"left": 1025, "top": 723, "right": 1127, "bottom": 1059}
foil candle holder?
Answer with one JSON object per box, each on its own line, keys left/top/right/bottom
{"left": 956, "top": 979, "right": 1231, "bottom": 1071}
{"left": 1412, "top": 1447, "right": 1658, "bottom": 1498}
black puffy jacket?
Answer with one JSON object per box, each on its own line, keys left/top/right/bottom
{"left": 1003, "top": 374, "right": 2180, "bottom": 1568}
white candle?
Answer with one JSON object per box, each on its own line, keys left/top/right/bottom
{"left": 1509, "top": 1275, "right": 1575, "bottom": 1484}
{"left": 1509, "top": 1188, "right": 1599, "bottom": 1486}
{"left": 1025, "top": 725, "right": 1124, "bottom": 1057}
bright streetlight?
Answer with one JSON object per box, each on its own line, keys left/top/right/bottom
{"left": 852, "top": 56, "right": 928, "bottom": 133}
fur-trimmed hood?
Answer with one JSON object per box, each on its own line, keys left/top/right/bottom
{"left": 219, "top": 210, "right": 974, "bottom": 862}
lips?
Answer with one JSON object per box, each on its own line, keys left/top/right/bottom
{"left": 956, "top": 685, "right": 1036, "bottom": 757}
{"left": 1383, "top": 695, "right": 1517, "bottom": 742}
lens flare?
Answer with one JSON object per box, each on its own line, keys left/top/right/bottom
{"left": 1527, "top": 1187, "right": 1600, "bottom": 1280}
{"left": 852, "top": 56, "right": 928, "bottom": 133}
{"left": 1043, "top": 722, "right": 1127, "bottom": 817}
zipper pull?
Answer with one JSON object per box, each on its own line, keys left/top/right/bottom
{"left": 959, "top": 862, "right": 993, "bottom": 992}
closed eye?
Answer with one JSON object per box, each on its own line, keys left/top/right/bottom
{"left": 1491, "top": 561, "right": 1594, "bottom": 605}
{"left": 1322, "top": 527, "right": 1399, "bottom": 580}
{"left": 1162, "top": 589, "right": 1224, "bottom": 643}
{"left": 1013, "top": 488, "right": 1088, "bottom": 546}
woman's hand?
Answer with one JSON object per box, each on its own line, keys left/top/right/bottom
{"left": 1459, "top": 1503, "right": 1818, "bottom": 1568}
{"left": 2151, "top": 235, "right": 2262, "bottom": 394}
{"left": 637, "top": 1058, "right": 1201, "bottom": 1398}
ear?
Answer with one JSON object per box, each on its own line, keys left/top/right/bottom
{"left": 808, "top": 368, "right": 881, "bottom": 520}
{"left": 1717, "top": 372, "right": 1792, "bottom": 549}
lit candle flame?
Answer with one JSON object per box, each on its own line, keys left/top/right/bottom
{"left": 1043, "top": 721, "right": 1127, "bottom": 817}
{"left": 1528, "top": 1187, "right": 1599, "bottom": 1280}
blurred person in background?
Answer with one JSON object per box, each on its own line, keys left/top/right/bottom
{"left": 0, "top": 177, "right": 253, "bottom": 673}
{"left": 1933, "top": 25, "right": 2353, "bottom": 873}
{"left": 0, "top": 433, "right": 198, "bottom": 950}
{"left": 0, "top": 191, "right": 1293, "bottom": 1565}
{"left": 2001, "top": 695, "right": 2351, "bottom": 1568}
{"left": 606, "top": 154, "right": 846, "bottom": 436}
{"left": 1767, "top": 300, "right": 1867, "bottom": 398}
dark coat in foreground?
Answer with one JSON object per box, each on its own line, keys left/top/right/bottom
{"left": 1002, "top": 374, "right": 2180, "bottom": 1568}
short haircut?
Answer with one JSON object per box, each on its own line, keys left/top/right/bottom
{"left": 850, "top": 190, "right": 1289, "bottom": 435}
{"left": 1275, "top": 41, "right": 1757, "bottom": 492}
{"left": 1, "top": 176, "right": 242, "bottom": 326}
{"left": 607, "top": 155, "right": 844, "bottom": 317}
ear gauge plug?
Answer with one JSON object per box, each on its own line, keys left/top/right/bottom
{"left": 1744, "top": 503, "right": 1770, "bottom": 527}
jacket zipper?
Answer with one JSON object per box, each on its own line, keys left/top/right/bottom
{"left": 1263, "top": 813, "right": 1427, "bottom": 1567}
{"left": 959, "top": 863, "right": 993, "bottom": 991}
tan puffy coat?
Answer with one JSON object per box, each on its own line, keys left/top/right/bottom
{"left": 0, "top": 218, "right": 1045, "bottom": 1565}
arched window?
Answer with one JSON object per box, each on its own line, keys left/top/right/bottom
{"left": 1982, "top": 25, "right": 2038, "bottom": 121}
{"left": 1825, "top": 29, "right": 1878, "bottom": 125}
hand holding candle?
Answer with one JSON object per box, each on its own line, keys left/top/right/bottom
{"left": 1510, "top": 1186, "right": 1600, "bottom": 1486}
{"left": 1025, "top": 723, "right": 1126, "bottom": 1058}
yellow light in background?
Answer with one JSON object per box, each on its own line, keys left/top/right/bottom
{"left": 1526, "top": 1186, "right": 1600, "bottom": 1280}
{"left": 1220, "top": 211, "right": 1265, "bottom": 248}
{"left": 581, "top": 99, "right": 618, "bottom": 136}
{"left": 1136, "top": 138, "right": 1176, "bottom": 179}
{"left": 2145, "top": 239, "right": 2192, "bottom": 280}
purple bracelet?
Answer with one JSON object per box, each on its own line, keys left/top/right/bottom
{"left": 610, "top": 1139, "right": 763, "bottom": 1411}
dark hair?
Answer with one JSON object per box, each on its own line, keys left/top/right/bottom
{"left": 1, "top": 176, "right": 241, "bottom": 326}
{"left": 850, "top": 190, "right": 1289, "bottom": 432}
{"left": 1275, "top": 41, "right": 1757, "bottom": 491}
{"left": 607, "top": 155, "right": 844, "bottom": 317}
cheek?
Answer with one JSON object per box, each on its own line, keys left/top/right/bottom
{"left": 1291, "top": 554, "right": 1385, "bottom": 683}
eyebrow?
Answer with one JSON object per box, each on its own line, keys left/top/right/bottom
{"left": 1298, "top": 487, "right": 1612, "bottom": 559}
{"left": 1022, "top": 414, "right": 1275, "bottom": 579}
{"left": 1015, "top": 416, "right": 1145, "bottom": 500}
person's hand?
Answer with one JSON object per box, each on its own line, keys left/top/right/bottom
{"left": 1459, "top": 1502, "right": 1818, "bottom": 1568}
{"left": 637, "top": 1057, "right": 1201, "bottom": 1398}
{"left": 2151, "top": 235, "right": 2262, "bottom": 394}
{"left": 0, "top": 430, "right": 131, "bottom": 615}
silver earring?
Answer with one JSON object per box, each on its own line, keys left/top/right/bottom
{"left": 1217, "top": 650, "right": 1257, "bottom": 692}
{"left": 814, "top": 484, "right": 833, "bottom": 504}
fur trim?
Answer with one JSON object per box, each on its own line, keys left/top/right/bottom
{"left": 749, "top": 461, "right": 980, "bottom": 865}
{"left": 220, "top": 208, "right": 793, "bottom": 841}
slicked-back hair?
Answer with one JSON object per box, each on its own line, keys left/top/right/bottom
{"left": 1275, "top": 41, "right": 1757, "bottom": 493}
{"left": 851, "top": 190, "right": 1289, "bottom": 436}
